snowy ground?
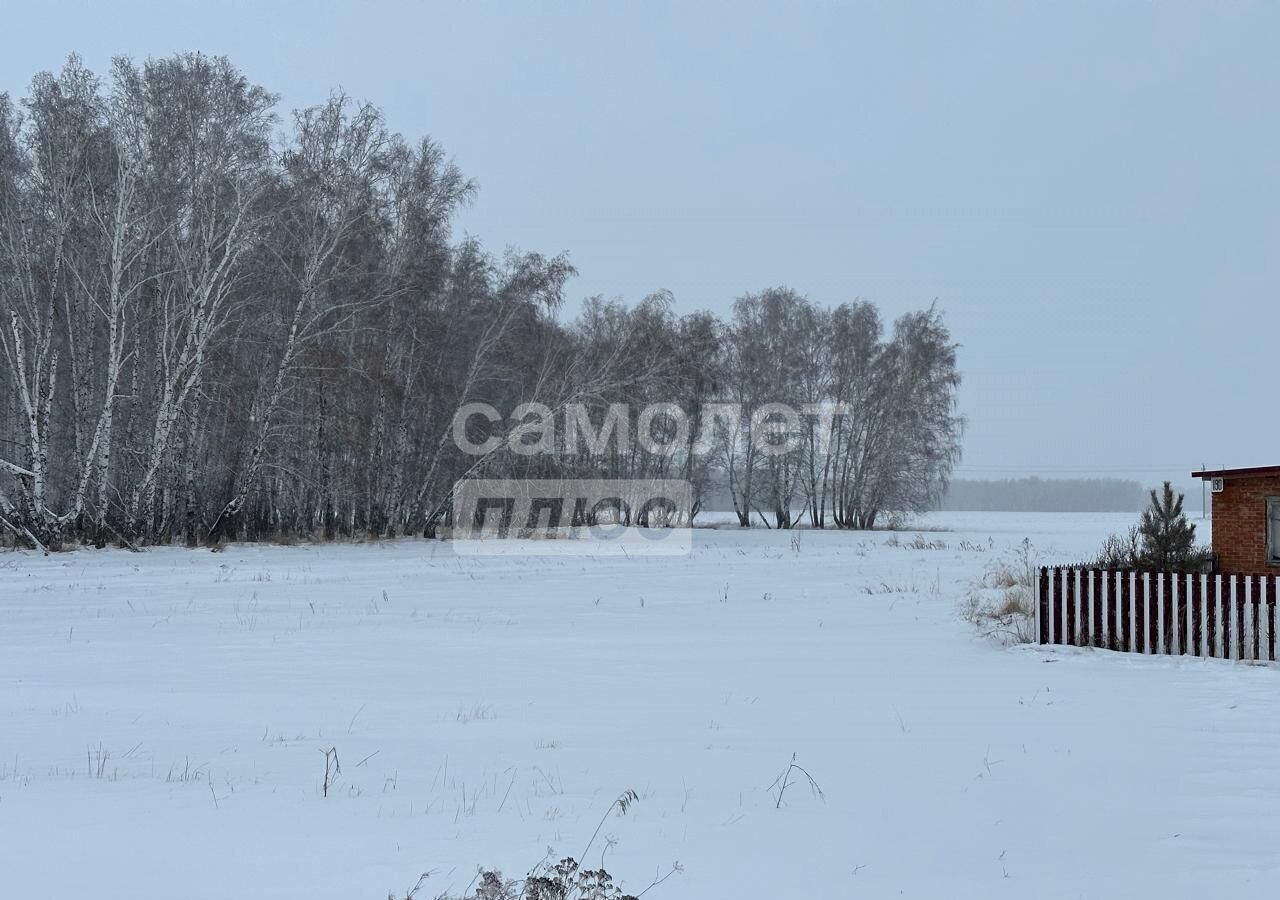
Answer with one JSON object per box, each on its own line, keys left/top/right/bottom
{"left": 3, "top": 512, "right": 1278, "bottom": 899}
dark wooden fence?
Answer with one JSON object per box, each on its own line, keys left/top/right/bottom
{"left": 1036, "top": 568, "right": 1279, "bottom": 662}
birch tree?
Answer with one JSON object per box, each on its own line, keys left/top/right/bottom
{"left": 209, "top": 96, "right": 396, "bottom": 539}
{"left": 0, "top": 60, "right": 103, "bottom": 547}
{"left": 115, "top": 54, "right": 274, "bottom": 538}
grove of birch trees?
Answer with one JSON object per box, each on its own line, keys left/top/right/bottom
{"left": 0, "top": 54, "right": 962, "bottom": 548}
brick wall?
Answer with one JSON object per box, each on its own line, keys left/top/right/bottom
{"left": 1211, "top": 474, "right": 1280, "bottom": 573}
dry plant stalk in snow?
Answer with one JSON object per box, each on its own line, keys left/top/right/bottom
{"left": 960, "top": 537, "right": 1039, "bottom": 645}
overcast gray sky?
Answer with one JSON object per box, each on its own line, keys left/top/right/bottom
{"left": 5, "top": 1, "right": 1277, "bottom": 489}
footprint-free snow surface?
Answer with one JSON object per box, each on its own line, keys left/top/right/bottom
{"left": 3, "top": 512, "right": 1278, "bottom": 898}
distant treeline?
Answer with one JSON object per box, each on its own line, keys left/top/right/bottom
{"left": 940, "top": 478, "right": 1148, "bottom": 512}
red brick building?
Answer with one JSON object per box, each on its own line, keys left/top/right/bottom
{"left": 1193, "top": 466, "right": 1280, "bottom": 574}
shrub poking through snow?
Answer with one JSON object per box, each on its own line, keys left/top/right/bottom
{"left": 961, "top": 537, "right": 1038, "bottom": 644}
{"left": 470, "top": 859, "right": 637, "bottom": 900}
{"left": 1087, "top": 483, "right": 1212, "bottom": 572}
{"left": 406, "top": 855, "right": 682, "bottom": 900}
{"left": 399, "top": 790, "right": 680, "bottom": 900}
{"left": 1090, "top": 525, "right": 1144, "bottom": 570}
{"left": 907, "top": 534, "right": 947, "bottom": 551}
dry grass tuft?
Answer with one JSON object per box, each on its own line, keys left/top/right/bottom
{"left": 960, "top": 537, "right": 1038, "bottom": 645}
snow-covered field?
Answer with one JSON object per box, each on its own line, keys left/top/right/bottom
{"left": 4, "top": 512, "right": 1279, "bottom": 899}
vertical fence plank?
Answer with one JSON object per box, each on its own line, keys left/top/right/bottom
{"left": 1063, "top": 569, "right": 1076, "bottom": 646}
{"left": 1045, "top": 567, "right": 1055, "bottom": 645}
{"left": 1221, "top": 575, "right": 1231, "bottom": 659}
{"left": 1204, "top": 575, "right": 1213, "bottom": 658}
{"left": 1246, "top": 576, "right": 1258, "bottom": 662}
{"left": 1176, "top": 572, "right": 1186, "bottom": 655}
{"left": 1158, "top": 572, "right": 1171, "bottom": 655}
{"left": 1218, "top": 576, "right": 1226, "bottom": 660}
{"left": 1049, "top": 570, "right": 1059, "bottom": 647}
{"left": 1233, "top": 578, "right": 1244, "bottom": 660}
{"left": 1079, "top": 569, "right": 1091, "bottom": 647}
{"left": 1257, "top": 579, "right": 1265, "bottom": 661}
{"left": 1239, "top": 576, "right": 1250, "bottom": 662}
{"left": 1131, "top": 573, "right": 1141, "bottom": 650}
{"left": 1259, "top": 576, "right": 1271, "bottom": 662}
{"left": 1045, "top": 568, "right": 1054, "bottom": 646}
{"left": 1264, "top": 578, "right": 1274, "bottom": 660}
{"left": 1129, "top": 571, "right": 1140, "bottom": 652}
{"left": 1175, "top": 573, "right": 1187, "bottom": 655}
{"left": 1037, "top": 567, "right": 1049, "bottom": 645}
{"left": 1157, "top": 573, "right": 1167, "bottom": 660}
{"left": 1105, "top": 573, "right": 1116, "bottom": 650}
{"left": 1054, "top": 570, "right": 1064, "bottom": 647}
{"left": 1093, "top": 569, "right": 1104, "bottom": 648}
{"left": 1117, "top": 571, "right": 1127, "bottom": 652}
{"left": 1270, "top": 578, "right": 1278, "bottom": 663}
{"left": 1204, "top": 575, "right": 1216, "bottom": 658}
{"left": 1254, "top": 576, "right": 1263, "bottom": 662}
{"left": 1177, "top": 573, "right": 1187, "bottom": 660}
{"left": 1101, "top": 570, "right": 1111, "bottom": 650}
{"left": 1144, "top": 573, "right": 1156, "bottom": 653}
{"left": 1187, "top": 578, "right": 1198, "bottom": 655}
{"left": 1136, "top": 572, "right": 1146, "bottom": 653}
{"left": 1074, "top": 569, "right": 1084, "bottom": 647}
{"left": 1248, "top": 577, "right": 1257, "bottom": 661}
{"left": 1223, "top": 573, "right": 1233, "bottom": 660}
{"left": 1241, "top": 575, "right": 1250, "bottom": 661}
{"left": 1118, "top": 569, "right": 1126, "bottom": 652}
{"left": 1235, "top": 576, "right": 1245, "bottom": 661}
{"left": 1138, "top": 572, "right": 1146, "bottom": 652}
{"left": 1226, "top": 576, "right": 1237, "bottom": 661}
